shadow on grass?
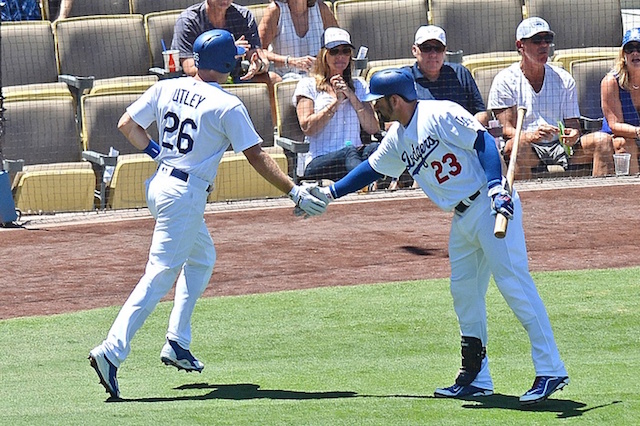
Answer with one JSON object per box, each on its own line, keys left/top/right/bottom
{"left": 110, "top": 383, "right": 619, "bottom": 419}
{"left": 112, "top": 382, "right": 432, "bottom": 403}
{"left": 460, "top": 393, "right": 622, "bottom": 418}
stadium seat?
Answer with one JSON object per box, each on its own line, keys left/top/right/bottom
{"left": 273, "top": 80, "right": 307, "bottom": 181}
{"left": 3, "top": 82, "right": 72, "bottom": 101}
{"left": 524, "top": 0, "right": 623, "bottom": 50}
{"left": 53, "top": 15, "right": 150, "bottom": 81}
{"left": 461, "top": 54, "right": 521, "bottom": 76}
{"left": 334, "top": 0, "right": 428, "bottom": 61}
{"left": 429, "top": 0, "right": 523, "bottom": 56}
{"left": 207, "top": 151, "right": 289, "bottom": 202}
{"left": 130, "top": 0, "right": 195, "bottom": 15}
{"left": 106, "top": 153, "right": 157, "bottom": 210}
{"left": 363, "top": 58, "right": 416, "bottom": 80}
{"left": 80, "top": 91, "right": 158, "bottom": 156}
{"left": 571, "top": 58, "right": 615, "bottom": 121}
{"left": 80, "top": 90, "right": 158, "bottom": 209}
{"left": 2, "top": 94, "right": 81, "bottom": 166}
{"left": 144, "top": 10, "right": 182, "bottom": 69}
{"left": 13, "top": 167, "right": 96, "bottom": 214}
{"left": 89, "top": 75, "right": 158, "bottom": 95}
{"left": 222, "top": 83, "right": 274, "bottom": 147}
{"left": 60, "top": 0, "right": 131, "bottom": 18}
{"left": 1, "top": 21, "right": 58, "bottom": 86}
{"left": 551, "top": 47, "right": 618, "bottom": 73}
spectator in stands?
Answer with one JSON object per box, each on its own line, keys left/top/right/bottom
{"left": 258, "top": 0, "right": 337, "bottom": 83}
{"left": 488, "top": 17, "right": 613, "bottom": 180}
{"left": 597, "top": 27, "right": 640, "bottom": 175}
{"left": 1, "top": 0, "right": 41, "bottom": 21}
{"left": 172, "top": 0, "right": 270, "bottom": 84}
{"left": 404, "top": 25, "right": 488, "bottom": 126}
{"left": 391, "top": 24, "right": 489, "bottom": 189}
{"left": 294, "top": 27, "right": 380, "bottom": 182}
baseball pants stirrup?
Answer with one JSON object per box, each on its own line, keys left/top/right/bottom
{"left": 455, "top": 336, "right": 486, "bottom": 386}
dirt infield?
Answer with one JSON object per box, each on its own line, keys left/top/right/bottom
{"left": 2, "top": 181, "right": 640, "bottom": 320}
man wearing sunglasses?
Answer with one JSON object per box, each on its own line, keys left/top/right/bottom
{"left": 388, "top": 25, "right": 489, "bottom": 190}
{"left": 404, "top": 25, "right": 488, "bottom": 126}
{"left": 488, "top": 17, "right": 613, "bottom": 179}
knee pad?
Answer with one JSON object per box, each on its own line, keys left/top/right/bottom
{"left": 455, "top": 336, "right": 486, "bottom": 386}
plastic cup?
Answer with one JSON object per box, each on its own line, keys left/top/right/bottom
{"left": 162, "top": 49, "right": 180, "bottom": 72}
{"left": 613, "top": 153, "right": 631, "bottom": 176}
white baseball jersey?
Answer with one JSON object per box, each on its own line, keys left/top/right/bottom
{"left": 487, "top": 62, "right": 580, "bottom": 133}
{"left": 127, "top": 77, "right": 262, "bottom": 184}
{"left": 367, "top": 99, "right": 567, "bottom": 389}
{"left": 368, "top": 100, "right": 486, "bottom": 211}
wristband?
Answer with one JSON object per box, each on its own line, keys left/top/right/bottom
{"left": 143, "top": 139, "right": 161, "bottom": 159}
{"left": 284, "top": 55, "right": 290, "bottom": 68}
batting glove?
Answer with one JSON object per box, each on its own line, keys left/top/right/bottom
{"left": 289, "top": 184, "right": 327, "bottom": 217}
{"left": 488, "top": 183, "right": 514, "bottom": 220}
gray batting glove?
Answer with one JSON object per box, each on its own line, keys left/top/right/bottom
{"left": 289, "top": 184, "right": 327, "bottom": 217}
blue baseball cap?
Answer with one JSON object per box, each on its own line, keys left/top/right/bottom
{"left": 362, "top": 68, "right": 417, "bottom": 102}
{"left": 623, "top": 28, "right": 640, "bottom": 47}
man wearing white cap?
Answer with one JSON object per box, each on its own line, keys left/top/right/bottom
{"left": 404, "top": 25, "right": 487, "bottom": 126}
{"left": 488, "top": 17, "right": 613, "bottom": 179}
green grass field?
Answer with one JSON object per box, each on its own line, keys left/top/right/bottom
{"left": 1, "top": 267, "right": 638, "bottom": 425}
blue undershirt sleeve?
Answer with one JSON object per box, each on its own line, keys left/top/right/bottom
{"left": 473, "top": 130, "right": 503, "bottom": 189}
{"left": 330, "top": 160, "right": 385, "bottom": 199}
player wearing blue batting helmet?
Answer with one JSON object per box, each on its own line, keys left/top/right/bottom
{"left": 193, "top": 29, "right": 246, "bottom": 73}
{"left": 362, "top": 68, "right": 418, "bottom": 102}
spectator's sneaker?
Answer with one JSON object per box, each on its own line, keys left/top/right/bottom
{"left": 160, "top": 339, "right": 204, "bottom": 372}
{"left": 519, "top": 376, "right": 569, "bottom": 405}
{"left": 88, "top": 346, "right": 120, "bottom": 398}
{"left": 434, "top": 383, "right": 493, "bottom": 398}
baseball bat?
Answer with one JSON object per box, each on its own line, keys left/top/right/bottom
{"left": 493, "top": 106, "right": 527, "bottom": 239}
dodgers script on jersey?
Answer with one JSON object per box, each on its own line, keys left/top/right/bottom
{"left": 127, "top": 77, "right": 262, "bottom": 184}
{"left": 368, "top": 100, "right": 487, "bottom": 211}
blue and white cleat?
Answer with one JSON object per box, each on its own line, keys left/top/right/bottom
{"left": 434, "top": 383, "right": 493, "bottom": 398}
{"left": 160, "top": 339, "right": 204, "bottom": 372}
{"left": 88, "top": 346, "right": 120, "bottom": 398}
{"left": 519, "top": 376, "right": 569, "bottom": 405}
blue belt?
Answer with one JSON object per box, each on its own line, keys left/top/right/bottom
{"left": 169, "top": 168, "right": 189, "bottom": 182}
{"left": 166, "top": 167, "right": 213, "bottom": 192}
{"left": 455, "top": 190, "right": 481, "bottom": 214}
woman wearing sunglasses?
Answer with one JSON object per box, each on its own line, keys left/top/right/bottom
{"left": 488, "top": 17, "right": 613, "bottom": 179}
{"left": 596, "top": 27, "right": 640, "bottom": 174}
{"left": 293, "top": 27, "right": 380, "bottom": 182}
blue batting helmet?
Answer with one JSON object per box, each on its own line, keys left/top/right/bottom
{"left": 193, "top": 29, "right": 245, "bottom": 73}
{"left": 362, "top": 68, "right": 417, "bottom": 102}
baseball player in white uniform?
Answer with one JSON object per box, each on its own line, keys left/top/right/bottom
{"left": 89, "top": 29, "right": 327, "bottom": 399}
{"left": 313, "top": 69, "right": 569, "bottom": 405}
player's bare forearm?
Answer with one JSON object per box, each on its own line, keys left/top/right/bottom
{"left": 243, "top": 145, "right": 294, "bottom": 194}
{"left": 118, "top": 112, "right": 153, "bottom": 151}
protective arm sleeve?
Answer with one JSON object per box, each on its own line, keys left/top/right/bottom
{"left": 473, "top": 130, "right": 503, "bottom": 190}
{"left": 330, "top": 160, "right": 384, "bottom": 199}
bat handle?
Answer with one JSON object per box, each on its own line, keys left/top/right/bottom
{"left": 493, "top": 213, "right": 508, "bottom": 239}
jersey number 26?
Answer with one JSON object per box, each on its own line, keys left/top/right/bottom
{"left": 161, "top": 111, "right": 196, "bottom": 154}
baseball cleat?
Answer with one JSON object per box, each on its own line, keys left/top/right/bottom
{"left": 88, "top": 346, "right": 120, "bottom": 399}
{"left": 434, "top": 383, "right": 493, "bottom": 398}
{"left": 519, "top": 376, "right": 569, "bottom": 405}
{"left": 160, "top": 339, "right": 204, "bottom": 372}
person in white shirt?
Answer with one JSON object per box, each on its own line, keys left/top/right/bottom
{"left": 488, "top": 17, "right": 613, "bottom": 179}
